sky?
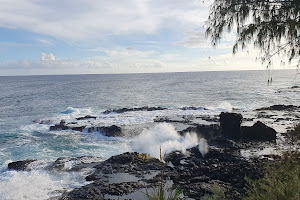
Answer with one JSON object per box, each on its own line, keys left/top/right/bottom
{"left": 0, "top": 0, "right": 291, "bottom": 76}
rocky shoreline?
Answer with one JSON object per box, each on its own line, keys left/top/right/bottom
{"left": 7, "top": 105, "right": 300, "bottom": 199}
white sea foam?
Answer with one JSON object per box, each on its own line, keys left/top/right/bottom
{"left": 0, "top": 160, "right": 12, "bottom": 172}
{"left": 0, "top": 169, "right": 92, "bottom": 200}
{"left": 61, "top": 107, "right": 80, "bottom": 114}
{"left": 0, "top": 170, "right": 62, "bottom": 200}
{"left": 20, "top": 123, "right": 49, "bottom": 134}
{"left": 131, "top": 123, "right": 198, "bottom": 158}
{"left": 207, "top": 101, "right": 235, "bottom": 112}
{"left": 57, "top": 108, "right": 221, "bottom": 128}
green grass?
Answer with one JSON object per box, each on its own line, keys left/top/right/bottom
{"left": 202, "top": 184, "right": 226, "bottom": 200}
{"left": 142, "top": 184, "right": 183, "bottom": 200}
{"left": 142, "top": 147, "right": 183, "bottom": 200}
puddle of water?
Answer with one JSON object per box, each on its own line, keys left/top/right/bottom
{"left": 104, "top": 180, "right": 182, "bottom": 200}
{"left": 108, "top": 172, "right": 140, "bottom": 184}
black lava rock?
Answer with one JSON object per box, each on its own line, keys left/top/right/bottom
{"left": 219, "top": 112, "right": 243, "bottom": 140}
{"left": 241, "top": 121, "right": 277, "bottom": 141}
{"left": 8, "top": 159, "right": 37, "bottom": 171}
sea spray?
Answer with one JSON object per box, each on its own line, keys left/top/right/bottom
{"left": 0, "top": 169, "right": 91, "bottom": 200}
{"left": 0, "top": 170, "right": 62, "bottom": 200}
{"left": 131, "top": 123, "right": 198, "bottom": 158}
{"left": 198, "top": 138, "right": 209, "bottom": 158}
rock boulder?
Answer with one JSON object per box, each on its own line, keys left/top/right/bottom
{"left": 219, "top": 112, "right": 243, "bottom": 140}
{"left": 241, "top": 121, "right": 277, "bottom": 141}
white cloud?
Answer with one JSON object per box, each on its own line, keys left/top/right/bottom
{"left": 177, "top": 29, "right": 237, "bottom": 49}
{"left": 0, "top": 0, "right": 210, "bottom": 41}
{"left": 1, "top": 48, "right": 296, "bottom": 76}
{"left": 176, "top": 30, "right": 208, "bottom": 48}
{"left": 40, "top": 53, "right": 55, "bottom": 61}
{"left": 36, "top": 38, "right": 53, "bottom": 46}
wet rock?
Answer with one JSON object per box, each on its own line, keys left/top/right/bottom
{"left": 71, "top": 126, "right": 86, "bottom": 132}
{"left": 154, "top": 116, "right": 189, "bottom": 123}
{"left": 209, "top": 137, "right": 241, "bottom": 155}
{"left": 180, "top": 124, "right": 220, "bottom": 140}
{"left": 219, "top": 112, "right": 243, "bottom": 140}
{"left": 61, "top": 152, "right": 161, "bottom": 199}
{"left": 102, "top": 182, "right": 144, "bottom": 196}
{"left": 50, "top": 120, "right": 69, "bottom": 131}
{"left": 164, "top": 150, "right": 186, "bottom": 166}
{"left": 38, "top": 119, "right": 53, "bottom": 124}
{"left": 181, "top": 106, "right": 207, "bottom": 110}
{"left": 105, "top": 152, "right": 137, "bottom": 165}
{"left": 60, "top": 180, "right": 105, "bottom": 200}
{"left": 241, "top": 121, "right": 277, "bottom": 141}
{"left": 48, "top": 156, "right": 102, "bottom": 171}
{"left": 49, "top": 122, "right": 122, "bottom": 137}
{"left": 97, "top": 125, "right": 122, "bottom": 137}
{"left": 169, "top": 147, "right": 261, "bottom": 199}
{"left": 103, "top": 106, "right": 166, "bottom": 114}
{"left": 76, "top": 115, "right": 97, "bottom": 120}
{"left": 8, "top": 159, "right": 37, "bottom": 171}
{"left": 256, "top": 104, "right": 299, "bottom": 111}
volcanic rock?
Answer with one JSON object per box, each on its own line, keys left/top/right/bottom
{"left": 8, "top": 159, "right": 37, "bottom": 171}
{"left": 76, "top": 115, "right": 97, "bottom": 120}
{"left": 180, "top": 124, "right": 220, "bottom": 140}
{"left": 103, "top": 106, "right": 166, "bottom": 114}
{"left": 219, "top": 112, "right": 243, "bottom": 139}
{"left": 97, "top": 125, "right": 122, "bottom": 137}
{"left": 256, "top": 104, "right": 299, "bottom": 111}
{"left": 50, "top": 120, "right": 69, "bottom": 131}
{"left": 241, "top": 121, "right": 277, "bottom": 141}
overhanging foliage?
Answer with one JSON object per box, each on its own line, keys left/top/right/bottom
{"left": 206, "top": 0, "right": 300, "bottom": 67}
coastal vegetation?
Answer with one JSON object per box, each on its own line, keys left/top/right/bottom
{"left": 201, "top": 123, "right": 300, "bottom": 200}
{"left": 243, "top": 151, "right": 300, "bottom": 200}
{"left": 206, "top": 0, "right": 300, "bottom": 68}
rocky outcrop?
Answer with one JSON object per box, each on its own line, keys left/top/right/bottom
{"left": 181, "top": 106, "right": 207, "bottom": 110}
{"left": 60, "top": 152, "right": 161, "bottom": 200}
{"left": 165, "top": 146, "right": 261, "bottom": 199}
{"left": 49, "top": 121, "right": 123, "bottom": 137}
{"left": 76, "top": 115, "right": 97, "bottom": 120}
{"left": 256, "top": 104, "right": 299, "bottom": 111}
{"left": 103, "top": 106, "right": 167, "bottom": 114}
{"left": 179, "top": 124, "right": 220, "bottom": 140}
{"left": 50, "top": 120, "right": 69, "bottom": 131}
{"left": 219, "top": 112, "right": 243, "bottom": 139}
{"left": 241, "top": 121, "right": 277, "bottom": 141}
{"left": 7, "top": 156, "right": 103, "bottom": 172}
{"left": 48, "top": 156, "right": 102, "bottom": 171}
{"left": 8, "top": 159, "right": 37, "bottom": 171}
{"left": 91, "top": 125, "right": 122, "bottom": 137}
{"left": 58, "top": 139, "right": 263, "bottom": 200}
{"left": 219, "top": 113, "right": 276, "bottom": 142}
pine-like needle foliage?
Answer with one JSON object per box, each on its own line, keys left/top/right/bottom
{"left": 206, "top": 0, "right": 300, "bottom": 67}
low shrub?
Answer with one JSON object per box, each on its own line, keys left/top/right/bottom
{"left": 243, "top": 152, "right": 300, "bottom": 200}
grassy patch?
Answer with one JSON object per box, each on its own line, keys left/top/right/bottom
{"left": 143, "top": 184, "right": 183, "bottom": 200}
{"left": 202, "top": 183, "right": 226, "bottom": 200}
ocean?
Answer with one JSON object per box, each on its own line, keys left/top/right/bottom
{"left": 0, "top": 70, "right": 299, "bottom": 199}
